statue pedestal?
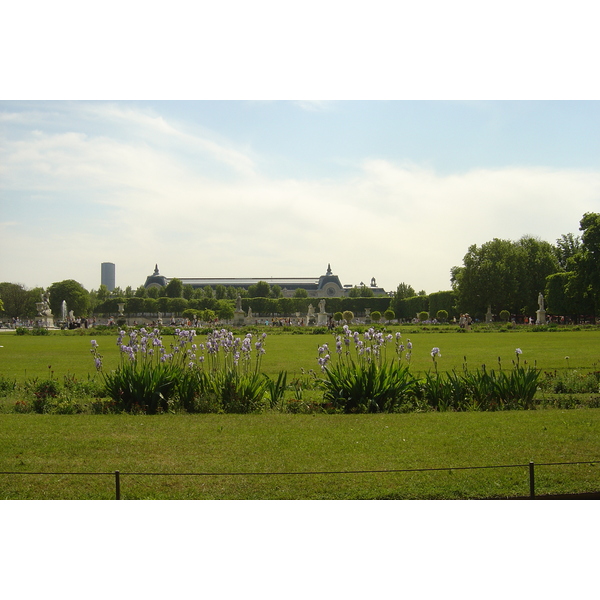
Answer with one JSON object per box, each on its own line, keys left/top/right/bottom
{"left": 233, "top": 311, "right": 246, "bottom": 326}
{"left": 485, "top": 308, "right": 493, "bottom": 323}
{"left": 536, "top": 309, "right": 546, "bottom": 325}
{"left": 37, "top": 315, "right": 54, "bottom": 328}
{"left": 317, "top": 312, "right": 328, "bottom": 326}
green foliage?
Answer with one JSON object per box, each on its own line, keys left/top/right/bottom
{"left": 452, "top": 236, "right": 559, "bottom": 318}
{"left": 428, "top": 291, "right": 457, "bottom": 320}
{"left": 393, "top": 295, "right": 429, "bottom": 320}
{"left": 348, "top": 285, "right": 374, "bottom": 298}
{"left": 394, "top": 282, "right": 416, "bottom": 300}
{"left": 333, "top": 311, "right": 343, "bottom": 322}
{"left": 143, "top": 297, "right": 159, "bottom": 312}
{"left": 248, "top": 281, "right": 270, "bottom": 298}
{"left": 0, "top": 282, "right": 42, "bottom": 318}
{"left": 318, "top": 327, "right": 418, "bottom": 413}
{"left": 499, "top": 310, "right": 510, "bottom": 322}
{"left": 370, "top": 311, "right": 382, "bottom": 322}
{"left": 165, "top": 278, "right": 183, "bottom": 298}
{"left": 436, "top": 309, "right": 448, "bottom": 322}
{"left": 0, "top": 375, "right": 17, "bottom": 396}
{"left": 383, "top": 309, "right": 395, "bottom": 323}
{"left": 418, "top": 311, "right": 429, "bottom": 322}
{"left": 263, "top": 370, "right": 287, "bottom": 409}
{"left": 322, "top": 360, "right": 417, "bottom": 413}
{"left": 293, "top": 288, "right": 308, "bottom": 298}
{"left": 342, "top": 310, "right": 354, "bottom": 324}
{"left": 539, "top": 369, "right": 600, "bottom": 394}
{"left": 216, "top": 300, "right": 234, "bottom": 321}
{"left": 48, "top": 279, "right": 91, "bottom": 317}
{"left": 90, "top": 328, "right": 269, "bottom": 414}
{"left": 168, "top": 297, "right": 189, "bottom": 314}
{"left": 201, "top": 309, "right": 217, "bottom": 322}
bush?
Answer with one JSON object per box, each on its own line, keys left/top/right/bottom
{"left": 342, "top": 310, "right": 354, "bottom": 324}
{"left": 499, "top": 310, "right": 510, "bottom": 322}
{"left": 418, "top": 311, "right": 429, "bottom": 322}
{"left": 91, "top": 328, "right": 269, "bottom": 414}
{"left": 436, "top": 310, "right": 448, "bottom": 322}
{"left": 319, "top": 326, "right": 418, "bottom": 413}
{"left": 0, "top": 375, "right": 17, "bottom": 396}
{"left": 371, "top": 311, "right": 382, "bottom": 322}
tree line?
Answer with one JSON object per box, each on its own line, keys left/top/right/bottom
{"left": 7, "top": 214, "right": 596, "bottom": 323}
{"left": 450, "top": 212, "right": 600, "bottom": 320}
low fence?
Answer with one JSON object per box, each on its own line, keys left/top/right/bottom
{"left": 1, "top": 460, "right": 598, "bottom": 500}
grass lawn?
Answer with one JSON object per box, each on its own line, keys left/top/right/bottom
{"left": 1, "top": 409, "right": 599, "bottom": 499}
{"left": 1, "top": 327, "right": 600, "bottom": 499}
{"left": 1, "top": 327, "right": 600, "bottom": 382}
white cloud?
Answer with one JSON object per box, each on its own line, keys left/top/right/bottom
{"left": 2, "top": 106, "right": 599, "bottom": 295}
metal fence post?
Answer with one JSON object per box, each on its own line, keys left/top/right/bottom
{"left": 529, "top": 461, "right": 535, "bottom": 498}
{"left": 115, "top": 470, "right": 121, "bottom": 500}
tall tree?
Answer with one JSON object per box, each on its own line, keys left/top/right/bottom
{"left": 394, "top": 282, "right": 416, "bottom": 299}
{"left": 573, "top": 212, "right": 600, "bottom": 316}
{"left": 47, "top": 280, "right": 90, "bottom": 317}
{"left": 452, "top": 236, "right": 558, "bottom": 318}
{"left": 248, "top": 281, "right": 270, "bottom": 298}
{"left": 165, "top": 278, "right": 183, "bottom": 298}
{"left": 554, "top": 233, "right": 582, "bottom": 270}
{"left": 0, "top": 282, "right": 31, "bottom": 318}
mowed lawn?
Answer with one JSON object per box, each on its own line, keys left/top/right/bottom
{"left": 1, "top": 327, "right": 600, "bottom": 382}
{"left": 1, "top": 409, "right": 600, "bottom": 500}
{"left": 1, "top": 328, "right": 599, "bottom": 499}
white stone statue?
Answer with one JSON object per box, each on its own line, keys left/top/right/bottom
{"left": 538, "top": 293, "right": 545, "bottom": 311}
{"left": 318, "top": 299, "right": 326, "bottom": 314}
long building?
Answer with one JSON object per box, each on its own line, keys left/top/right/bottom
{"left": 143, "top": 264, "right": 387, "bottom": 298}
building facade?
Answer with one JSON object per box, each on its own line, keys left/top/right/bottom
{"left": 143, "top": 264, "right": 387, "bottom": 298}
{"left": 101, "top": 262, "right": 116, "bottom": 292}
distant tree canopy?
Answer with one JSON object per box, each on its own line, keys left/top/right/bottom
{"left": 248, "top": 281, "right": 270, "bottom": 298}
{"left": 47, "top": 279, "right": 91, "bottom": 317}
{"left": 165, "top": 278, "right": 183, "bottom": 298}
{"left": 450, "top": 214, "right": 600, "bottom": 320}
{"left": 348, "top": 285, "right": 374, "bottom": 298}
{"left": 394, "top": 283, "right": 416, "bottom": 300}
{"left": 451, "top": 236, "right": 559, "bottom": 318}
{"left": 0, "top": 282, "right": 38, "bottom": 318}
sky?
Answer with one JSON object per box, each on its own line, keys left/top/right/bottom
{"left": 2, "top": 100, "right": 599, "bottom": 295}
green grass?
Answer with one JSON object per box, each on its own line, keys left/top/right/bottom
{"left": 1, "top": 327, "right": 600, "bottom": 499}
{"left": 1, "top": 327, "right": 600, "bottom": 383}
{"left": 1, "top": 410, "right": 599, "bottom": 499}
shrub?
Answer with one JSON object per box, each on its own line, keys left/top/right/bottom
{"left": 418, "top": 311, "right": 429, "bottom": 322}
{"left": 436, "top": 309, "right": 448, "bottom": 322}
{"left": 370, "top": 311, "right": 382, "bottom": 323}
{"left": 0, "top": 375, "right": 17, "bottom": 396}
{"left": 499, "top": 310, "right": 510, "bottom": 322}
{"left": 383, "top": 309, "right": 395, "bottom": 323}
{"left": 318, "top": 326, "right": 418, "bottom": 413}
{"left": 26, "top": 377, "right": 61, "bottom": 413}
{"left": 91, "top": 328, "right": 269, "bottom": 414}
{"left": 342, "top": 310, "right": 354, "bottom": 324}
